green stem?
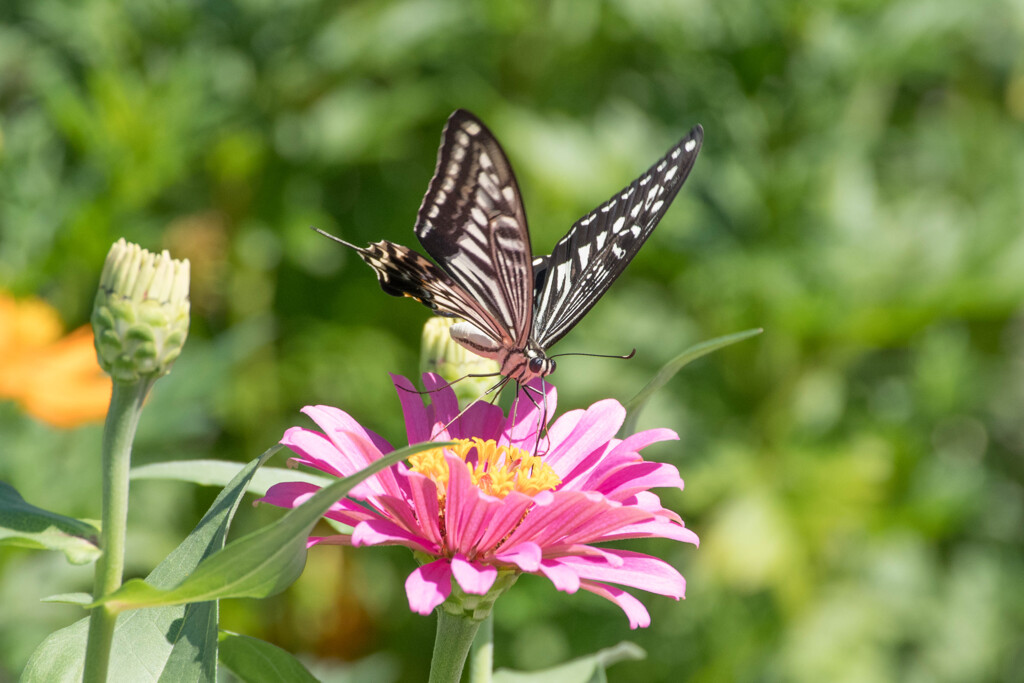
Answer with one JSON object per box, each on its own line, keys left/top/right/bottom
{"left": 83, "top": 380, "right": 152, "bottom": 683}
{"left": 468, "top": 612, "right": 493, "bottom": 683}
{"left": 429, "top": 610, "right": 483, "bottom": 683}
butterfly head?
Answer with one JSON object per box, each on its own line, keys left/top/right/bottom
{"left": 524, "top": 345, "right": 555, "bottom": 379}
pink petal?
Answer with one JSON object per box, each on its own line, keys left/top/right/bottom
{"left": 402, "top": 471, "right": 443, "bottom": 547}
{"left": 391, "top": 374, "right": 432, "bottom": 444}
{"left": 493, "top": 542, "right": 542, "bottom": 571}
{"left": 538, "top": 559, "right": 581, "bottom": 593}
{"left": 257, "top": 481, "right": 320, "bottom": 509}
{"left": 351, "top": 518, "right": 438, "bottom": 554}
{"left": 405, "top": 559, "right": 453, "bottom": 615}
{"left": 594, "top": 461, "right": 685, "bottom": 500}
{"left": 280, "top": 428, "right": 349, "bottom": 478}
{"left": 422, "top": 373, "right": 461, "bottom": 427}
{"left": 444, "top": 452, "right": 503, "bottom": 553}
{"left": 301, "top": 404, "right": 394, "bottom": 456}
{"left": 475, "top": 491, "right": 535, "bottom": 552}
{"left": 579, "top": 581, "right": 651, "bottom": 629}
{"left": 607, "top": 428, "right": 679, "bottom": 460}
{"left": 556, "top": 550, "right": 686, "bottom": 598}
{"left": 451, "top": 554, "right": 498, "bottom": 595}
{"left": 450, "top": 400, "right": 506, "bottom": 442}
{"left": 546, "top": 399, "right": 625, "bottom": 480}
{"left": 596, "top": 519, "right": 700, "bottom": 546}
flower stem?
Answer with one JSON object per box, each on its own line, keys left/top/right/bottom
{"left": 83, "top": 379, "right": 152, "bottom": 683}
{"left": 468, "top": 612, "right": 494, "bottom": 683}
{"left": 429, "top": 610, "right": 483, "bottom": 683}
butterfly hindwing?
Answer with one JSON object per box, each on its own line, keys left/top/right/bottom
{"left": 531, "top": 124, "right": 704, "bottom": 348}
{"left": 414, "top": 110, "right": 534, "bottom": 349}
{"left": 352, "top": 239, "right": 505, "bottom": 339}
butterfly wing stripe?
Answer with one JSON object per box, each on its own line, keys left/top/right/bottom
{"left": 414, "top": 110, "right": 534, "bottom": 348}
{"left": 532, "top": 124, "right": 704, "bottom": 348}
{"left": 354, "top": 240, "right": 507, "bottom": 343}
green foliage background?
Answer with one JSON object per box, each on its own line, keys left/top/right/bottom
{"left": 2, "top": 0, "right": 1023, "bottom": 680}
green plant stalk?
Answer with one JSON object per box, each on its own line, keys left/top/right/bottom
{"left": 468, "top": 612, "right": 493, "bottom": 683}
{"left": 83, "top": 379, "right": 153, "bottom": 683}
{"left": 429, "top": 610, "right": 483, "bottom": 683}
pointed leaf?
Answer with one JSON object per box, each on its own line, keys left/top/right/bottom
{"left": 131, "top": 459, "right": 333, "bottom": 497}
{"left": 622, "top": 328, "right": 763, "bottom": 435}
{"left": 493, "top": 641, "right": 646, "bottom": 683}
{"left": 218, "top": 631, "right": 318, "bottom": 683}
{"left": 21, "top": 445, "right": 283, "bottom": 683}
{"left": 41, "top": 593, "right": 93, "bottom": 605}
{"left": 94, "top": 440, "right": 445, "bottom": 611}
{"left": 0, "top": 481, "right": 100, "bottom": 564}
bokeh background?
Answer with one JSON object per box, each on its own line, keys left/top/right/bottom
{"left": 2, "top": 0, "right": 1023, "bottom": 680}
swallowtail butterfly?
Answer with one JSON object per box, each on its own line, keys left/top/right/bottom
{"left": 318, "top": 109, "right": 703, "bottom": 387}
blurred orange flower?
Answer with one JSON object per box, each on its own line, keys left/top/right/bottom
{"left": 0, "top": 293, "right": 111, "bottom": 428}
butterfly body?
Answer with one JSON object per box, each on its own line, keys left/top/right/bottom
{"left": 319, "top": 109, "right": 703, "bottom": 386}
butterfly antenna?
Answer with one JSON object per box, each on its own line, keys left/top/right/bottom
{"left": 395, "top": 371, "right": 503, "bottom": 396}
{"left": 547, "top": 349, "right": 637, "bottom": 361}
{"left": 310, "top": 225, "right": 363, "bottom": 251}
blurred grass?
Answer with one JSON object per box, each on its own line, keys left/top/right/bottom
{"left": 1, "top": 0, "right": 1023, "bottom": 680}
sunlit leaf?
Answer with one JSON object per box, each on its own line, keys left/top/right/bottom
{"left": 0, "top": 481, "right": 100, "bottom": 564}
{"left": 218, "top": 631, "right": 318, "bottom": 683}
{"left": 493, "top": 641, "right": 646, "bottom": 683}
{"left": 131, "top": 459, "right": 333, "bottom": 497}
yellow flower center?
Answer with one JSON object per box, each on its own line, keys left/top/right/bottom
{"left": 409, "top": 438, "right": 561, "bottom": 500}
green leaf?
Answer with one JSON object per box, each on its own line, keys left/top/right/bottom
{"left": 94, "top": 440, "right": 444, "bottom": 611}
{"left": 131, "top": 459, "right": 333, "bottom": 497}
{"left": 41, "top": 592, "right": 93, "bottom": 605}
{"left": 493, "top": 641, "right": 646, "bottom": 683}
{"left": 0, "top": 481, "right": 101, "bottom": 564}
{"left": 621, "top": 328, "right": 763, "bottom": 436}
{"left": 218, "top": 631, "right": 319, "bottom": 683}
{"left": 21, "top": 445, "right": 283, "bottom": 683}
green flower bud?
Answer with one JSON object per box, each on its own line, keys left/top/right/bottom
{"left": 420, "top": 317, "right": 501, "bottom": 406}
{"left": 92, "top": 238, "right": 191, "bottom": 384}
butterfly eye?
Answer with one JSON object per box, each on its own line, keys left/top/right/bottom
{"left": 528, "top": 357, "right": 547, "bottom": 375}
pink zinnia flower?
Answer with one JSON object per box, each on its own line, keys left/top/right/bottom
{"left": 259, "top": 374, "right": 698, "bottom": 629}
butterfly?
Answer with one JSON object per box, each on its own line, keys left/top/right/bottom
{"left": 317, "top": 109, "right": 703, "bottom": 390}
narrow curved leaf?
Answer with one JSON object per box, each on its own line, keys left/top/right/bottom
{"left": 622, "top": 328, "right": 763, "bottom": 435}
{"left": 0, "top": 481, "right": 100, "bottom": 564}
{"left": 131, "top": 459, "right": 333, "bottom": 497}
{"left": 218, "top": 631, "right": 318, "bottom": 683}
{"left": 493, "top": 641, "right": 646, "bottom": 683}
{"left": 94, "top": 439, "right": 445, "bottom": 612}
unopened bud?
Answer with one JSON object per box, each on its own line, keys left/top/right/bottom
{"left": 91, "top": 239, "right": 190, "bottom": 383}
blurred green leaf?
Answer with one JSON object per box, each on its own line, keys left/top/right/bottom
{"left": 131, "top": 460, "right": 333, "bottom": 497}
{"left": 21, "top": 445, "right": 283, "bottom": 683}
{"left": 0, "top": 481, "right": 100, "bottom": 565}
{"left": 621, "top": 328, "right": 763, "bottom": 435}
{"left": 40, "top": 593, "right": 92, "bottom": 606}
{"left": 218, "top": 631, "right": 318, "bottom": 683}
{"left": 494, "top": 641, "right": 645, "bottom": 683}
{"left": 94, "top": 440, "right": 444, "bottom": 612}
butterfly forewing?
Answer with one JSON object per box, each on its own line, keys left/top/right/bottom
{"left": 531, "top": 124, "right": 704, "bottom": 348}
{"left": 349, "top": 239, "right": 504, "bottom": 335}
{"left": 414, "top": 110, "right": 534, "bottom": 348}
